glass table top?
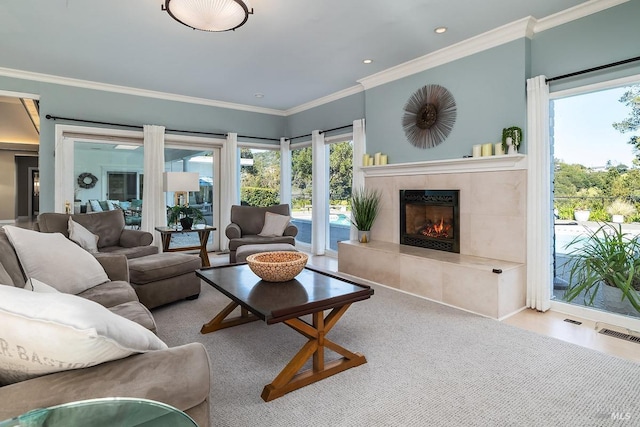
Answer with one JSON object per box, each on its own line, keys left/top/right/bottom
{"left": 0, "top": 397, "right": 197, "bottom": 427}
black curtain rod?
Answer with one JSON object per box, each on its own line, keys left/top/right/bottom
{"left": 546, "top": 55, "right": 640, "bottom": 83}
{"left": 288, "top": 123, "right": 353, "bottom": 141}
{"left": 45, "top": 114, "right": 280, "bottom": 142}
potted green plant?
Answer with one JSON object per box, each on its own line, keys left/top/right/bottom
{"left": 501, "top": 126, "right": 523, "bottom": 154}
{"left": 562, "top": 223, "right": 640, "bottom": 316}
{"left": 167, "top": 205, "right": 204, "bottom": 230}
{"left": 350, "top": 187, "right": 381, "bottom": 243}
{"left": 573, "top": 202, "right": 591, "bottom": 222}
{"left": 606, "top": 199, "right": 636, "bottom": 224}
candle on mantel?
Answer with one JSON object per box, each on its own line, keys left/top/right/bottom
{"left": 472, "top": 144, "right": 482, "bottom": 157}
{"left": 380, "top": 154, "right": 388, "bottom": 165}
{"left": 494, "top": 142, "right": 505, "bottom": 156}
{"left": 374, "top": 152, "right": 382, "bottom": 165}
{"left": 481, "top": 143, "right": 493, "bottom": 156}
{"left": 368, "top": 157, "right": 374, "bottom": 166}
{"left": 363, "top": 154, "right": 371, "bottom": 166}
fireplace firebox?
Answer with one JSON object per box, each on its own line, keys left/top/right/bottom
{"left": 400, "top": 190, "right": 460, "bottom": 253}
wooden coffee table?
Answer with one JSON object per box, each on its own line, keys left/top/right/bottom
{"left": 196, "top": 264, "right": 373, "bottom": 401}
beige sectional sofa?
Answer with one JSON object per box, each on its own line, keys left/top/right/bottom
{"left": 0, "top": 228, "right": 211, "bottom": 426}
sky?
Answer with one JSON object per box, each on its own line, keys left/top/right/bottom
{"left": 553, "top": 85, "right": 639, "bottom": 168}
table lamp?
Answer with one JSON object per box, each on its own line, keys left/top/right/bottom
{"left": 163, "top": 172, "right": 200, "bottom": 206}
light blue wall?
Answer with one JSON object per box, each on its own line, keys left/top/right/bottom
{"left": 531, "top": 0, "right": 640, "bottom": 92}
{"left": 286, "top": 92, "right": 365, "bottom": 139}
{"left": 365, "top": 40, "right": 527, "bottom": 163}
{"left": 0, "top": 76, "right": 286, "bottom": 212}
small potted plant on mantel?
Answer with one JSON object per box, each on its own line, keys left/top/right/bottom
{"left": 502, "top": 126, "right": 523, "bottom": 155}
{"left": 350, "top": 187, "right": 381, "bottom": 243}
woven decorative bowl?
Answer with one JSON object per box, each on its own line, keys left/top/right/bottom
{"left": 246, "top": 251, "right": 308, "bottom": 282}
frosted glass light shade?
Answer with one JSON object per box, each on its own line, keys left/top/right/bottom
{"left": 164, "top": 0, "right": 252, "bottom": 32}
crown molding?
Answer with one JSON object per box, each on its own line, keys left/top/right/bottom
{"left": 533, "top": 0, "right": 629, "bottom": 33}
{"left": 285, "top": 85, "right": 364, "bottom": 116}
{"left": 357, "top": 18, "right": 533, "bottom": 91}
{"left": 357, "top": 0, "right": 629, "bottom": 92}
{"left": 0, "top": 67, "right": 287, "bottom": 117}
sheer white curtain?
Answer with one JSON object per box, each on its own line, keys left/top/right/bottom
{"left": 141, "top": 125, "right": 166, "bottom": 249}
{"left": 280, "top": 137, "right": 292, "bottom": 206}
{"left": 220, "top": 133, "right": 238, "bottom": 251}
{"left": 311, "top": 130, "right": 326, "bottom": 255}
{"left": 526, "top": 76, "right": 552, "bottom": 311}
{"left": 351, "top": 118, "right": 366, "bottom": 241}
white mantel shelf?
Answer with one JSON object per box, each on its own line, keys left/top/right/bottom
{"left": 362, "top": 154, "right": 527, "bottom": 177}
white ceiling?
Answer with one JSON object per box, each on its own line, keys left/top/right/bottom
{"left": 0, "top": 0, "right": 589, "bottom": 113}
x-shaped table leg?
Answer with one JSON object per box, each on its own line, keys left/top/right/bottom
{"left": 201, "top": 301, "right": 258, "bottom": 334}
{"left": 260, "top": 303, "right": 367, "bottom": 402}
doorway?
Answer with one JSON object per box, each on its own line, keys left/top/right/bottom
{"left": 107, "top": 171, "right": 139, "bottom": 201}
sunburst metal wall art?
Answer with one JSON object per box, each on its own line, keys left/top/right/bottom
{"left": 401, "top": 84, "right": 457, "bottom": 149}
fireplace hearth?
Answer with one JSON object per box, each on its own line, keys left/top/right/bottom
{"left": 400, "top": 189, "right": 460, "bottom": 253}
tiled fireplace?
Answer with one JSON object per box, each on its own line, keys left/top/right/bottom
{"left": 338, "top": 157, "right": 528, "bottom": 319}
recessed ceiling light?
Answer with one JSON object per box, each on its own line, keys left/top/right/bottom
{"left": 254, "top": 93, "right": 264, "bottom": 98}
{"left": 434, "top": 27, "right": 447, "bottom": 34}
{"left": 363, "top": 59, "right": 373, "bottom": 64}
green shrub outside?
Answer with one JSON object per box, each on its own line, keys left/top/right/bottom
{"left": 241, "top": 187, "right": 279, "bottom": 207}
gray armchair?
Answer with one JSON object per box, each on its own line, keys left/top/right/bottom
{"left": 225, "top": 204, "right": 297, "bottom": 263}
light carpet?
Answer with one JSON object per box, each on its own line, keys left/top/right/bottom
{"left": 152, "top": 276, "right": 640, "bottom": 427}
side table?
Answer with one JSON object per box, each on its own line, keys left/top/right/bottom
{"left": 155, "top": 225, "right": 216, "bottom": 267}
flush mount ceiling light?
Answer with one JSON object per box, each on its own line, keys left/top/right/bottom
{"left": 434, "top": 27, "right": 447, "bottom": 34}
{"left": 162, "top": 0, "right": 253, "bottom": 32}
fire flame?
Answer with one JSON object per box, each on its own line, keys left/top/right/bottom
{"left": 421, "top": 218, "right": 451, "bottom": 238}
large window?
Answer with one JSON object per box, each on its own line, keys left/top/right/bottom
{"left": 240, "top": 148, "right": 280, "bottom": 206}
{"left": 552, "top": 82, "right": 640, "bottom": 320}
{"left": 165, "top": 147, "right": 218, "bottom": 250}
{"left": 73, "top": 141, "right": 143, "bottom": 217}
{"left": 291, "top": 145, "right": 313, "bottom": 246}
{"left": 328, "top": 140, "right": 353, "bottom": 251}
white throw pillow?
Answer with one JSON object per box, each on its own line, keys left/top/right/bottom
{"left": 24, "top": 277, "right": 60, "bottom": 293}
{"left": 68, "top": 217, "right": 99, "bottom": 253}
{"left": 3, "top": 226, "right": 109, "bottom": 295}
{"left": 258, "top": 212, "right": 291, "bottom": 237}
{"left": 0, "top": 285, "right": 167, "bottom": 386}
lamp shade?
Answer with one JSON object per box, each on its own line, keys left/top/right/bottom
{"left": 163, "top": 172, "right": 200, "bottom": 192}
{"left": 163, "top": 0, "right": 252, "bottom": 32}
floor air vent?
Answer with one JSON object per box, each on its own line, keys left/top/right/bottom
{"left": 598, "top": 328, "right": 640, "bottom": 344}
{"left": 563, "top": 318, "right": 582, "bottom": 325}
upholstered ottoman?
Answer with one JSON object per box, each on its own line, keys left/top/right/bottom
{"left": 128, "top": 253, "right": 202, "bottom": 309}
{"left": 235, "top": 243, "right": 297, "bottom": 263}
